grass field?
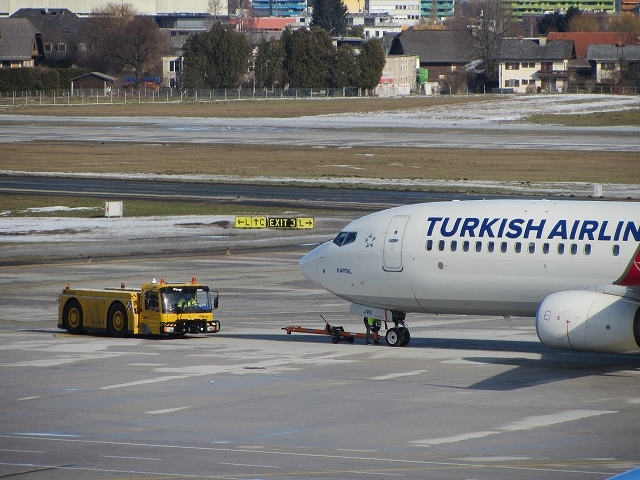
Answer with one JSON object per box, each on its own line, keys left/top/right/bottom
{"left": 3, "top": 142, "right": 639, "bottom": 184}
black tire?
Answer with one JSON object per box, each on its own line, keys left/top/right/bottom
{"left": 108, "top": 302, "right": 128, "bottom": 338}
{"left": 386, "top": 327, "right": 401, "bottom": 347}
{"left": 400, "top": 328, "right": 410, "bottom": 347}
{"left": 347, "top": 336, "right": 355, "bottom": 343}
{"left": 63, "top": 299, "right": 84, "bottom": 334}
{"left": 331, "top": 336, "right": 340, "bottom": 344}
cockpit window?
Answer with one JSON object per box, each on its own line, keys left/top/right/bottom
{"left": 332, "top": 231, "right": 357, "bottom": 247}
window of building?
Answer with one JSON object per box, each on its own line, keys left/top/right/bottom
{"left": 506, "top": 62, "right": 520, "bottom": 70}
{"left": 44, "top": 43, "right": 52, "bottom": 52}
{"left": 505, "top": 79, "right": 520, "bottom": 87}
{"left": 541, "top": 61, "right": 553, "bottom": 71}
{"left": 522, "top": 79, "right": 529, "bottom": 85}
{"left": 57, "top": 43, "right": 67, "bottom": 52}
{"left": 601, "top": 62, "right": 616, "bottom": 71}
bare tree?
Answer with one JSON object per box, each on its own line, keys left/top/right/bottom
{"left": 81, "top": 3, "right": 166, "bottom": 83}
{"left": 81, "top": 2, "right": 136, "bottom": 74}
{"left": 116, "top": 16, "right": 165, "bottom": 84}
{"left": 447, "top": 0, "right": 517, "bottom": 82}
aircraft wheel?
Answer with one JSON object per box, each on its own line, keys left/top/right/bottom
{"left": 331, "top": 336, "right": 340, "bottom": 344}
{"left": 108, "top": 302, "right": 128, "bottom": 338}
{"left": 64, "top": 299, "right": 84, "bottom": 334}
{"left": 400, "top": 329, "right": 410, "bottom": 347}
{"left": 386, "top": 328, "right": 401, "bottom": 347}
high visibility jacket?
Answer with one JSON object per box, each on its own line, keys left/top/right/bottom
{"left": 367, "top": 317, "right": 379, "bottom": 326}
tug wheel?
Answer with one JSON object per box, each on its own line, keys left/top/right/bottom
{"left": 108, "top": 303, "right": 128, "bottom": 338}
{"left": 64, "top": 299, "right": 84, "bottom": 334}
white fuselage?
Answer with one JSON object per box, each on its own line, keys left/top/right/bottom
{"left": 300, "top": 199, "right": 640, "bottom": 317}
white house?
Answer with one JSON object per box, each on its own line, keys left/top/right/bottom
{"left": 493, "top": 37, "right": 574, "bottom": 93}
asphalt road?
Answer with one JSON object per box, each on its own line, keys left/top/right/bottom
{"left": 1, "top": 252, "right": 639, "bottom": 479}
{"left": 0, "top": 175, "right": 504, "bottom": 211}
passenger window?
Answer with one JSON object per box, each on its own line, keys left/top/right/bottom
{"left": 475, "top": 241, "right": 482, "bottom": 252}
{"left": 450, "top": 240, "right": 457, "bottom": 252}
{"left": 528, "top": 242, "right": 535, "bottom": 254}
{"left": 462, "top": 241, "right": 470, "bottom": 252}
{"left": 558, "top": 243, "right": 565, "bottom": 254}
{"left": 613, "top": 244, "right": 620, "bottom": 256}
{"left": 500, "top": 242, "right": 507, "bottom": 253}
{"left": 570, "top": 243, "right": 578, "bottom": 255}
{"left": 543, "top": 243, "right": 550, "bottom": 254}
{"left": 515, "top": 242, "right": 522, "bottom": 253}
{"left": 584, "top": 244, "right": 591, "bottom": 255}
{"left": 488, "top": 241, "right": 495, "bottom": 253}
{"left": 332, "top": 231, "right": 357, "bottom": 247}
{"left": 438, "top": 240, "right": 445, "bottom": 251}
{"left": 426, "top": 240, "right": 433, "bottom": 251}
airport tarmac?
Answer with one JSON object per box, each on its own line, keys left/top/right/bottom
{"left": 1, "top": 250, "right": 640, "bottom": 479}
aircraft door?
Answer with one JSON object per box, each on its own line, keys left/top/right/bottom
{"left": 383, "top": 215, "right": 410, "bottom": 272}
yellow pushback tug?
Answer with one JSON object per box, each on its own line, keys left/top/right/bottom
{"left": 58, "top": 278, "right": 219, "bottom": 337}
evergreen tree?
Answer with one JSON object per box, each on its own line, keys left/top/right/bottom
{"left": 330, "top": 44, "right": 358, "bottom": 87}
{"left": 255, "top": 39, "right": 284, "bottom": 89}
{"left": 311, "top": 0, "right": 348, "bottom": 37}
{"left": 357, "top": 39, "right": 386, "bottom": 90}
{"left": 282, "top": 28, "right": 334, "bottom": 88}
{"left": 182, "top": 23, "right": 252, "bottom": 89}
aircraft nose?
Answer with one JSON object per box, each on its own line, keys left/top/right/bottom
{"left": 299, "top": 248, "right": 320, "bottom": 285}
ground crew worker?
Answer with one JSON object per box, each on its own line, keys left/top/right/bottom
{"left": 364, "top": 316, "right": 381, "bottom": 345}
{"left": 177, "top": 293, "right": 197, "bottom": 310}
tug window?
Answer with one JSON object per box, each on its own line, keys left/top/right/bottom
{"left": 332, "top": 231, "right": 357, "bottom": 247}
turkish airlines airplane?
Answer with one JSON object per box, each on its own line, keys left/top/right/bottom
{"left": 299, "top": 199, "right": 640, "bottom": 353}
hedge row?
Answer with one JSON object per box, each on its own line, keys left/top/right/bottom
{"left": 0, "top": 68, "right": 89, "bottom": 93}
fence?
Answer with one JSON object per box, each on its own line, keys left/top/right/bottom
{"left": 0, "top": 86, "right": 367, "bottom": 106}
{"left": 0, "top": 84, "right": 637, "bottom": 106}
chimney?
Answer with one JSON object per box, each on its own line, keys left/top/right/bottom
{"left": 539, "top": 35, "right": 547, "bottom": 46}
